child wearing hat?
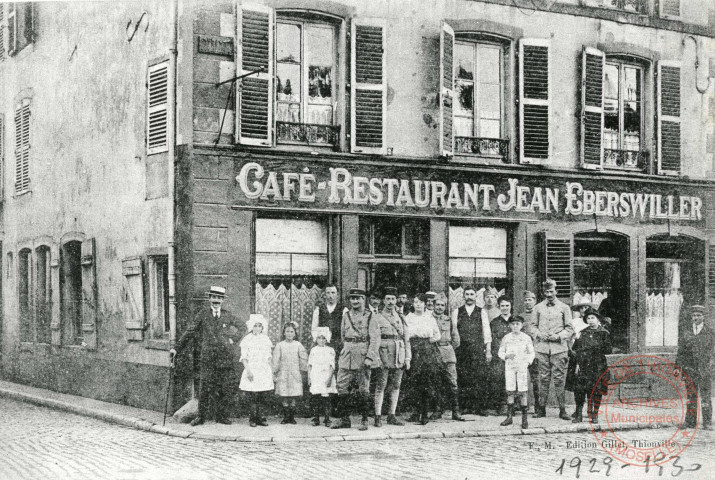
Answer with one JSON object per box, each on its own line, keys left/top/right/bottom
{"left": 239, "top": 314, "right": 274, "bottom": 427}
{"left": 308, "top": 327, "right": 338, "bottom": 426}
{"left": 497, "top": 315, "right": 535, "bottom": 428}
{"left": 273, "top": 321, "right": 309, "bottom": 424}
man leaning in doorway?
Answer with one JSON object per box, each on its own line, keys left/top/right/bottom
{"left": 532, "top": 278, "right": 574, "bottom": 420}
{"left": 332, "top": 288, "right": 381, "bottom": 431}
{"left": 170, "top": 286, "right": 245, "bottom": 426}
{"left": 312, "top": 284, "right": 343, "bottom": 355}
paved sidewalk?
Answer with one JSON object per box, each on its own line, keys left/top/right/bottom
{"left": 0, "top": 380, "right": 685, "bottom": 443}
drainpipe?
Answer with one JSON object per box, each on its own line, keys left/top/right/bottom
{"left": 167, "top": 0, "right": 179, "bottom": 350}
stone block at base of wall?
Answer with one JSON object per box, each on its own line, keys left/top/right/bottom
{"left": 173, "top": 398, "right": 199, "bottom": 423}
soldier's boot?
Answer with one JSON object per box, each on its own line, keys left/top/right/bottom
{"left": 559, "top": 407, "right": 572, "bottom": 421}
{"left": 451, "top": 396, "right": 465, "bottom": 422}
{"left": 374, "top": 415, "right": 382, "bottom": 427}
{"left": 590, "top": 402, "right": 600, "bottom": 424}
{"left": 386, "top": 414, "right": 404, "bottom": 426}
{"left": 358, "top": 414, "right": 369, "bottom": 431}
{"left": 521, "top": 406, "right": 529, "bottom": 429}
{"left": 419, "top": 404, "right": 430, "bottom": 426}
{"left": 572, "top": 401, "right": 584, "bottom": 424}
{"left": 533, "top": 405, "right": 547, "bottom": 418}
{"left": 500, "top": 404, "right": 514, "bottom": 426}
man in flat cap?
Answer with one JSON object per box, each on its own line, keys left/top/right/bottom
{"left": 677, "top": 304, "right": 714, "bottom": 430}
{"left": 372, "top": 286, "right": 411, "bottom": 427}
{"left": 170, "top": 286, "right": 245, "bottom": 426}
{"left": 332, "top": 288, "right": 381, "bottom": 431}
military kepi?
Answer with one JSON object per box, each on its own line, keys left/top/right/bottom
{"left": 384, "top": 286, "right": 398, "bottom": 297}
{"left": 209, "top": 286, "right": 226, "bottom": 297}
{"left": 349, "top": 288, "right": 366, "bottom": 297}
{"left": 691, "top": 305, "right": 705, "bottom": 314}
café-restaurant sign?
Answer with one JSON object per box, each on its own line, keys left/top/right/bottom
{"left": 234, "top": 160, "right": 704, "bottom": 223}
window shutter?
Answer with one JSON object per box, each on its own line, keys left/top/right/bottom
{"left": 580, "top": 47, "right": 604, "bottom": 170}
{"left": 657, "top": 61, "right": 681, "bottom": 175}
{"left": 439, "top": 21, "right": 454, "bottom": 157}
{"left": 0, "top": 4, "right": 5, "bottom": 62}
{"left": 519, "top": 38, "right": 550, "bottom": 164}
{"left": 0, "top": 114, "right": 4, "bottom": 200}
{"left": 538, "top": 231, "right": 573, "bottom": 302}
{"left": 14, "top": 99, "right": 30, "bottom": 194}
{"left": 147, "top": 61, "right": 169, "bottom": 155}
{"left": 7, "top": 3, "right": 16, "bottom": 55}
{"left": 237, "top": 3, "right": 273, "bottom": 146}
{"left": 81, "top": 238, "right": 98, "bottom": 350}
{"left": 351, "top": 18, "right": 386, "bottom": 155}
{"left": 122, "top": 257, "right": 145, "bottom": 341}
{"left": 708, "top": 243, "right": 715, "bottom": 307}
{"left": 660, "top": 0, "right": 680, "bottom": 18}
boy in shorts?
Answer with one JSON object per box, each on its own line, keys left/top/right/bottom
{"left": 498, "top": 316, "right": 535, "bottom": 428}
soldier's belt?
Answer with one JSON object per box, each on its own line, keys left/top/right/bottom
{"left": 437, "top": 341, "right": 452, "bottom": 346}
{"left": 381, "top": 335, "right": 399, "bottom": 339}
{"left": 344, "top": 337, "right": 367, "bottom": 343}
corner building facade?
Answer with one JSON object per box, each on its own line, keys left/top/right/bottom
{"left": 1, "top": 0, "right": 715, "bottom": 412}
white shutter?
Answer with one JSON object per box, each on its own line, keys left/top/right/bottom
{"left": 657, "top": 61, "right": 681, "bottom": 175}
{"left": 236, "top": 3, "right": 274, "bottom": 146}
{"left": 351, "top": 18, "right": 386, "bottom": 155}
{"left": 439, "top": 21, "right": 454, "bottom": 157}
{"left": 519, "top": 38, "right": 550, "bottom": 164}
{"left": 580, "top": 47, "right": 605, "bottom": 170}
{"left": 14, "top": 99, "right": 30, "bottom": 194}
{"left": 147, "top": 60, "right": 169, "bottom": 155}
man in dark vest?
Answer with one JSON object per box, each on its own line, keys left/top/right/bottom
{"left": 170, "top": 286, "right": 245, "bottom": 426}
{"left": 454, "top": 285, "right": 492, "bottom": 415}
{"left": 312, "top": 284, "right": 344, "bottom": 354}
{"left": 677, "top": 304, "right": 714, "bottom": 430}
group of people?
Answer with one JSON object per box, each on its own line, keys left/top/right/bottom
{"left": 170, "top": 279, "right": 714, "bottom": 432}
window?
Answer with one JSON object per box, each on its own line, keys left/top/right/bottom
{"left": 453, "top": 41, "right": 506, "bottom": 158}
{"left": 607, "top": 0, "right": 647, "bottom": 14}
{"left": 603, "top": 60, "right": 643, "bottom": 168}
{"left": 15, "top": 98, "right": 30, "bottom": 194}
{"left": 659, "top": 0, "right": 680, "bottom": 18}
{"left": 148, "top": 255, "right": 169, "bottom": 340}
{"left": 19, "top": 248, "right": 32, "bottom": 342}
{"left": 275, "top": 17, "right": 338, "bottom": 146}
{"left": 0, "top": 4, "right": 5, "bottom": 62}
{"left": 358, "top": 218, "right": 428, "bottom": 258}
{"left": 8, "top": 2, "right": 35, "bottom": 57}
{"left": 147, "top": 60, "right": 169, "bottom": 155}
{"left": 35, "top": 245, "right": 51, "bottom": 344}
{"left": 61, "top": 240, "right": 82, "bottom": 343}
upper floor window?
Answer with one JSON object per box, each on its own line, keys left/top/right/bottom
{"left": 453, "top": 41, "right": 507, "bottom": 159}
{"left": 15, "top": 98, "right": 30, "bottom": 194}
{"left": 275, "top": 18, "right": 337, "bottom": 145}
{"left": 8, "top": 2, "right": 36, "bottom": 57}
{"left": 603, "top": 60, "right": 643, "bottom": 168}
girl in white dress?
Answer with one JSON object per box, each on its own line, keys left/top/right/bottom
{"left": 239, "top": 314, "right": 274, "bottom": 427}
{"left": 308, "top": 327, "right": 338, "bottom": 427}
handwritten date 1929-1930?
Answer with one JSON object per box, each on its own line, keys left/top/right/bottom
{"left": 555, "top": 456, "right": 702, "bottom": 478}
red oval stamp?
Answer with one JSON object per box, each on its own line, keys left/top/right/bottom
{"left": 589, "top": 355, "right": 698, "bottom": 467}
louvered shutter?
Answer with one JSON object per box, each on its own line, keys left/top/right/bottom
{"left": 660, "top": 0, "right": 680, "bottom": 18}
{"left": 7, "top": 3, "right": 16, "bottom": 55}
{"left": 580, "top": 47, "right": 604, "bottom": 169}
{"left": 81, "top": 238, "right": 98, "bottom": 350}
{"left": 0, "top": 114, "right": 4, "bottom": 199}
{"left": 519, "top": 39, "right": 550, "bottom": 164}
{"left": 237, "top": 3, "right": 273, "bottom": 146}
{"left": 657, "top": 61, "right": 681, "bottom": 175}
{"left": 709, "top": 243, "right": 715, "bottom": 307}
{"left": 439, "top": 22, "right": 454, "bottom": 157}
{"left": 539, "top": 231, "right": 573, "bottom": 302}
{"left": 14, "top": 99, "right": 30, "bottom": 194}
{"left": 147, "top": 61, "right": 169, "bottom": 155}
{"left": 351, "top": 18, "right": 386, "bottom": 155}
{"left": 0, "top": 4, "right": 5, "bottom": 62}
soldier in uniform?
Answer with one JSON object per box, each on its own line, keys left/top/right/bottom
{"left": 170, "top": 286, "right": 245, "bottom": 426}
{"left": 516, "top": 290, "right": 541, "bottom": 415}
{"left": 430, "top": 294, "right": 465, "bottom": 421}
{"left": 454, "top": 285, "right": 492, "bottom": 415}
{"left": 331, "top": 288, "right": 381, "bottom": 431}
{"left": 676, "top": 304, "right": 714, "bottom": 430}
{"left": 372, "top": 286, "right": 411, "bottom": 427}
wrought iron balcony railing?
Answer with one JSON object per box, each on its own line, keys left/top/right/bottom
{"left": 608, "top": 0, "right": 647, "bottom": 14}
{"left": 603, "top": 149, "right": 648, "bottom": 169}
{"left": 455, "top": 136, "right": 509, "bottom": 160}
{"left": 276, "top": 121, "right": 340, "bottom": 147}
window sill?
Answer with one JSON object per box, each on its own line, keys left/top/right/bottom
{"left": 146, "top": 339, "right": 171, "bottom": 351}
{"left": 14, "top": 189, "right": 32, "bottom": 199}
{"left": 452, "top": 154, "right": 509, "bottom": 165}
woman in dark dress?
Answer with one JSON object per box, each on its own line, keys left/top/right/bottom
{"left": 404, "top": 293, "right": 445, "bottom": 425}
{"left": 566, "top": 308, "right": 612, "bottom": 423}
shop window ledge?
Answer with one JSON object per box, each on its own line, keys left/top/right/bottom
{"left": 276, "top": 121, "right": 340, "bottom": 147}
{"left": 603, "top": 149, "right": 648, "bottom": 170}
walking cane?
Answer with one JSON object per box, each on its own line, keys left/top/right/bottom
{"left": 163, "top": 353, "right": 176, "bottom": 426}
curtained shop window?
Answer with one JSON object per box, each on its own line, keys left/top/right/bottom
{"left": 255, "top": 218, "right": 328, "bottom": 347}
{"left": 645, "top": 235, "right": 704, "bottom": 349}
{"left": 448, "top": 225, "right": 509, "bottom": 309}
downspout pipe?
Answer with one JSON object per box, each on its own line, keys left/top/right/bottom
{"left": 168, "top": 0, "right": 178, "bottom": 350}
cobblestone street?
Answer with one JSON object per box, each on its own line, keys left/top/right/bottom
{"left": 1, "top": 397, "right": 713, "bottom": 480}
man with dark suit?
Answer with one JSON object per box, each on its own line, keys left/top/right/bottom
{"left": 677, "top": 305, "right": 714, "bottom": 430}
{"left": 170, "top": 286, "right": 245, "bottom": 426}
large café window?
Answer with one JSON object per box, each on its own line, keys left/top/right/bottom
{"left": 254, "top": 218, "right": 328, "bottom": 347}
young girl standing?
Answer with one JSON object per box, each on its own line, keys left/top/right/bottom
{"left": 308, "top": 327, "right": 338, "bottom": 426}
{"left": 272, "top": 322, "right": 308, "bottom": 424}
{"left": 239, "top": 314, "right": 274, "bottom": 427}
